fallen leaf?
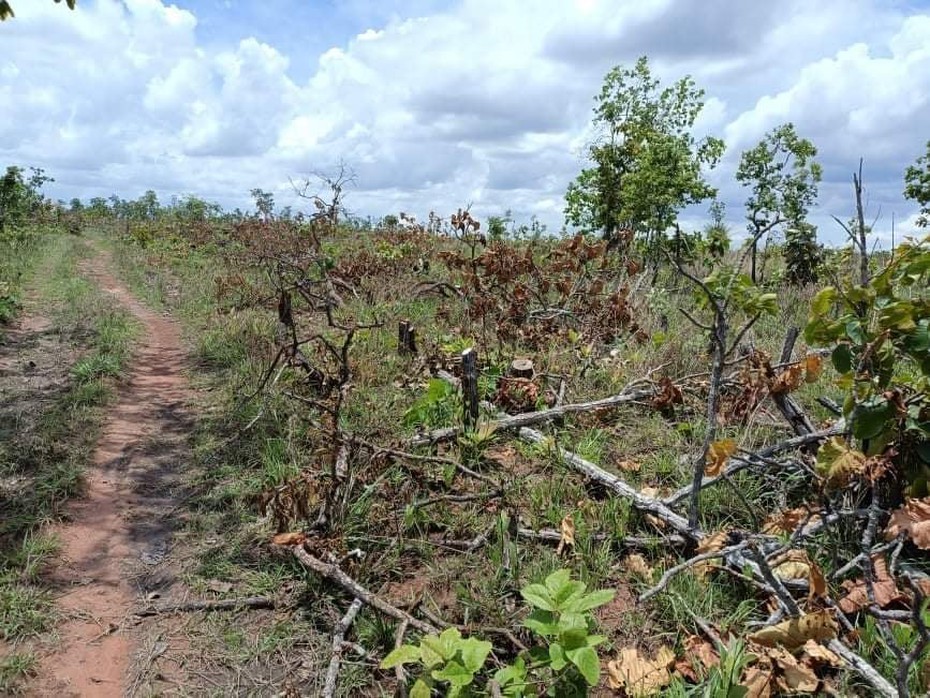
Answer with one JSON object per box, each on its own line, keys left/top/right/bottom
{"left": 206, "top": 580, "right": 233, "bottom": 594}
{"left": 606, "top": 646, "right": 676, "bottom": 697}
{"left": 770, "top": 549, "right": 827, "bottom": 603}
{"left": 696, "top": 530, "right": 729, "bottom": 555}
{"left": 622, "top": 554, "right": 653, "bottom": 579}
{"left": 774, "top": 651, "right": 819, "bottom": 693}
{"left": 748, "top": 610, "right": 838, "bottom": 650}
{"left": 272, "top": 531, "right": 307, "bottom": 547}
{"left": 617, "top": 459, "right": 641, "bottom": 472}
{"left": 804, "top": 354, "right": 824, "bottom": 383}
{"left": 556, "top": 514, "right": 575, "bottom": 556}
{"left": 885, "top": 497, "right": 930, "bottom": 549}
{"left": 838, "top": 556, "right": 904, "bottom": 613}
{"left": 762, "top": 507, "right": 821, "bottom": 536}
{"left": 741, "top": 665, "right": 773, "bottom": 698}
{"left": 801, "top": 639, "right": 844, "bottom": 667}
{"left": 705, "top": 439, "right": 737, "bottom": 477}
{"left": 684, "top": 634, "right": 719, "bottom": 670}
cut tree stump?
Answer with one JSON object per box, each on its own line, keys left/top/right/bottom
{"left": 397, "top": 320, "right": 417, "bottom": 355}
{"left": 461, "top": 348, "right": 479, "bottom": 430}
{"left": 509, "top": 358, "right": 534, "bottom": 379}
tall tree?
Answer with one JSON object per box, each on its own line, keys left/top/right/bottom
{"left": 904, "top": 140, "right": 930, "bottom": 228}
{"left": 0, "top": 0, "right": 75, "bottom": 20}
{"left": 735, "top": 123, "right": 821, "bottom": 283}
{"left": 564, "top": 56, "right": 724, "bottom": 263}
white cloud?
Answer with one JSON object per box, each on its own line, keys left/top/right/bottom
{"left": 0, "top": 0, "right": 928, "bottom": 241}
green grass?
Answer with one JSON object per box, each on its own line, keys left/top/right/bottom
{"left": 0, "top": 651, "right": 37, "bottom": 694}
{"left": 0, "top": 233, "right": 138, "bottom": 647}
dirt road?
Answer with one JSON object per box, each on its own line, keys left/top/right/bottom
{"left": 33, "top": 247, "right": 191, "bottom": 696}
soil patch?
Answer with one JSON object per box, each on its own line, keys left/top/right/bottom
{"left": 30, "top": 247, "right": 193, "bottom": 697}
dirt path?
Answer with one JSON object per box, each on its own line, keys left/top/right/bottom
{"left": 33, "top": 247, "right": 192, "bottom": 697}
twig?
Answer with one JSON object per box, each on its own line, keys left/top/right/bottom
{"left": 394, "top": 619, "right": 410, "bottom": 698}
{"left": 134, "top": 597, "right": 276, "bottom": 617}
{"left": 826, "top": 639, "right": 897, "bottom": 698}
{"left": 639, "top": 542, "right": 749, "bottom": 602}
{"left": 408, "top": 386, "right": 656, "bottom": 446}
{"left": 291, "top": 545, "right": 437, "bottom": 635}
{"left": 322, "top": 598, "right": 364, "bottom": 698}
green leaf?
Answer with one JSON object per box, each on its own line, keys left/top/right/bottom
{"left": 493, "top": 656, "right": 527, "bottom": 688}
{"left": 549, "top": 642, "right": 568, "bottom": 671}
{"left": 544, "top": 569, "right": 573, "bottom": 596}
{"left": 570, "top": 588, "right": 615, "bottom": 612}
{"left": 459, "top": 637, "right": 492, "bottom": 674}
{"left": 585, "top": 633, "right": 608, "bottom": 647}
{"left": 523, "top": 609, "right": 559, "bottom": 638}
{"left": 380, "top": 644, "right": 421, "bottom": 669}
{"left": 845, "top": 319, "right": 867, "bottom": 345}
{"left": 432, "top": 660, "right": 474, "bottom": 687}
{"left": 521, "top": 583, "right": 557, "bottom": 611}
{"left": 851, "top": 398, "right": 894, "bottom": 440}
{"left": 410, "top": 678, "right": 431, "bottom": 698}
{"left": 831, "top": 344, "right": 854, "bottom": 374}
{"left": 567, "top": 646, "right": 601, "bottom": 685}
{"left": 810, "top": 286, "right": 837, "bottom": 316}
{"left": 419, "top": 638, "right": 446, "bottom": 667}
{"left": 437, "top": 626, "right": 463, "bottom": 655}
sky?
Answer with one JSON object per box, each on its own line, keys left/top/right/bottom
{"left": 1, "top": 0, "right": 929, "bottom": 243}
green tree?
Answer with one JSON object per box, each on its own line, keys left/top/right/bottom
{"left": 904, "top": 140, "right": 930, "bottom": 228}
{"left": 703, "top": 200, "right": 731, "bottom": 259}
{"left": 0, "top": 0, "right": 75, "bottom": 20}
{"left": 564, "top": 56, "right": 724, "bottom": 263}
{"left": 0, "top": 166, "right": 52, "bottom": 236}
{"left": 735, "top": 123, "right": 821, "bottom": 283}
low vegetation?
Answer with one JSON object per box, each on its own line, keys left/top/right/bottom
{"left": 1, "top": 53, "right": 929, "bottom": 696}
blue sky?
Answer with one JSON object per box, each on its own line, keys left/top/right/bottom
{"left": 1, "top": 0, "right": 929, "bottom": 242}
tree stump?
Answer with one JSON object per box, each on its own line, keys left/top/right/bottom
{"left": 397, "top": 320, "right": 417, "bottom": 355}
{"left": 461, "top": 348, "right": 479, "bottom": 430}
{"left": 509, "top": 358, "right": 535, "bottom": 379}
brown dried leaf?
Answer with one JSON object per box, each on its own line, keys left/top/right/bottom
{"left": 770, "top": 364, "right": 804, "bottom": 394}
{"left": 774, "top": 651, "right": 819, "bottom": 694}
{"left": 801, "top": 639, "right": 844, "bottom": 667}
{"left": 747, "top": 610, "right": 838, "bottom": 649}
{"left": 271, "top": 531, "right": 307, "bottom": 547}
{"left": 623, "top": 554, "right": 653, "bottom": 579}
{"left": 762, "top": 506, "right": 821, "bottom": 536}
{"left": 838, "top": 556, "right": 904, "bottom": 613}
{"left": 770, "top": 549, "right": 827, "bottom": 603}
{"left": 684, "top": 634, "right": 720, "bottom": 669}
{"left": 741, "top": 665, "right": 773, "bottom": 698}
{"left": 885, "top": 497, "right": 930, "bottom": 549}
{"left": 804, "top": 354, "right": 824, "bottom": 383}
{"left": 606, "top": 645, "right": 676, "bottom": 696}
{"left": 556, "top": 514, "right": 575, "bottom": 556}
{"left": 705, "top": 439, "right": 737, "bottom": 477}
{"left": 617, "top": 459, "right": 641, "bottom": 472}
{"left": 696, "top": 530, "right": 729, "bottom": 555}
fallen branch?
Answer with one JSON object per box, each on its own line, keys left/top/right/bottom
{"left": 409, "top": 387, "right": 656, "bottom": 446}
{"left": 134, "top": 597, "right": 276, "bottom": 617}
{"left": 322, "top": 598, "right": 364, "bottom": 698}
{"left": 826, "top": 639, "right": 898, "bottom": 698}
{"left": 663, "top": 426, "right": 844, "bottom": 507}
{"left": 516, "top": 426, "right": 701, "bottom": 541}
{"left": 291, "top": 545, "right": 437, "bottom": 635}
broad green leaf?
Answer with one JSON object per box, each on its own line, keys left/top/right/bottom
{"left": 520, "top": 583, "right": 557, "bottom": 611}
{"left": 831, "top": 344, "right": 854, "bottom": 374}
{"left": 544, "top": 569, "right": 573, "bottom": 595}
{"left": 810, "top": 286, "right": 837, "bottom": 317}
{"left": 523, "top": 611, "right": 559, "bottom": 638}
{"left": 851, "top": 399, "right": 894, "bottom": 440}
{"left": 879, "top": 301, "right": 917, "bottom": 331}
{"left": 459, "top": 637, "right": 492, "bottom": 674}
{"left": 380, "top": 644, "right": 421, "bottom": 669}
{"left": 570, "top": 588, "right": 616, "bottom": 612}
{"left": 845, "top": 320, "right": 867, "bottom": 345}
{"left": 567, "top": 646, "right": 601, "bottom": 685}
{"left": 432, "top": 660, "right": 473, "bottom": 687}
{"left": 419, "top": 637, "right": 447, "bottom": 667}
{"left": 493, "top": 656, "right": 527, "bottom": 687}
{"left": 585, "top": 633, "right": 608, "bottom": 647}
{"left": 549, "top": 642, "right": 568, "bottom": 671}
{"left": 410, "top": 678, "right": 431, "bottom": 698}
